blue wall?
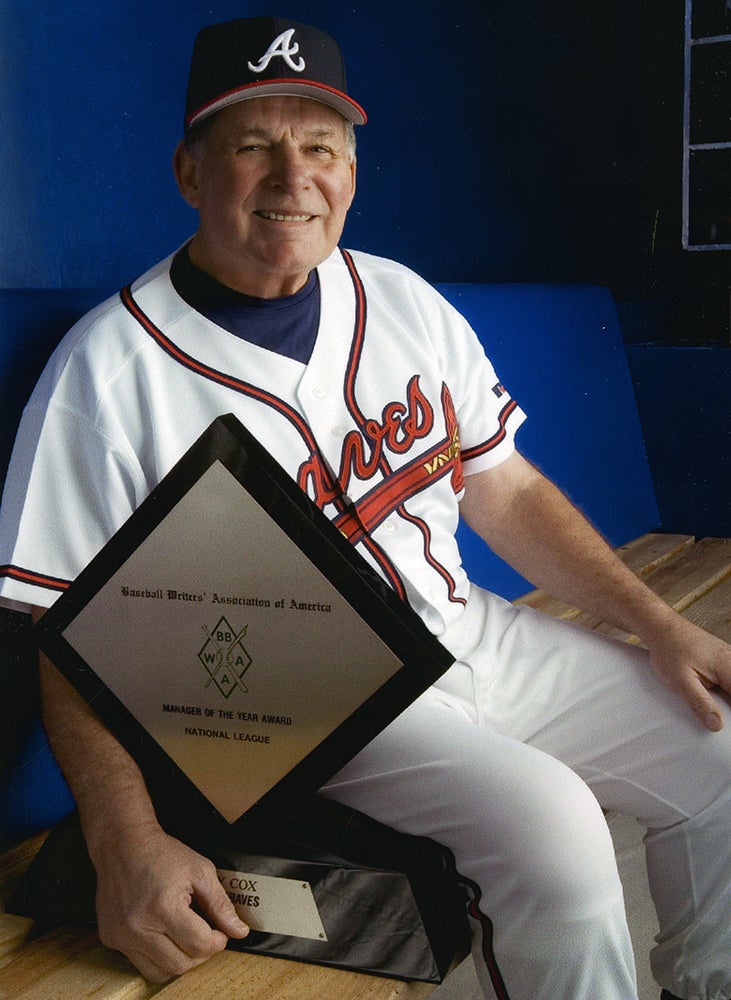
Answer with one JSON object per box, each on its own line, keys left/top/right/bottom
{"left": 626, "top": 346, "right": 731, "bottom": 538}
{"left": 0, "top": 1, "right": 507, "bottom": 290}
{"left": 3, "top": 3, "right": 727, "bottom": 330}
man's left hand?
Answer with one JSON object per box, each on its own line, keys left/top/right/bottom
{"left": 646, "top": 615, "right": 731, "bottom": 732}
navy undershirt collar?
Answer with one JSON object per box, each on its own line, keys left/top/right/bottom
{"left": 170, "top": 245, "right": 321, "bottom": 365}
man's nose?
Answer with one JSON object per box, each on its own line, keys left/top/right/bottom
{"left": 269, "top": 147, "right": 310, "bottom": 189}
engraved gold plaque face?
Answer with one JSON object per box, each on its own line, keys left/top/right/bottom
{"left": 37, "top": 415, "right": 453, "bottom": 831}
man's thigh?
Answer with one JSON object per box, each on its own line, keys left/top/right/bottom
{"left": 466, "top": 598, "right": 731, "bottom": 824}
{"left": 321, "top": 689, "right": 619, "bottom": 901}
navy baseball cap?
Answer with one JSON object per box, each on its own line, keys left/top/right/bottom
{"left": 184, "top": 16, "right": 367, "bottom": 131}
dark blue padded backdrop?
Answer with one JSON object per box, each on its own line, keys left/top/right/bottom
{"left": 626, "top": 345, "right": 731, "bottom": 539}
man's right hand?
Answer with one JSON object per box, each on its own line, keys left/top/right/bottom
{"left": 93, "top": 823, "right": 250, "bottom": 983}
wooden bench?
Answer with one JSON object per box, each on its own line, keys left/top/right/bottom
{"left": 2, "top": 530, "right": 729, "bottom": 999}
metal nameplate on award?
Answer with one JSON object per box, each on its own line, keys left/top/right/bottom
{"left": 31, "top": 413, "right": 468, "bottom": 981}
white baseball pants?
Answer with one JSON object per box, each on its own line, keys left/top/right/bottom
{"left": 321, "top": 588, "right": 731, "bottom": 1000}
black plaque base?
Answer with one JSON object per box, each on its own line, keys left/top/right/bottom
{"left": 10, "top": 798, "right": 470, "bottom": 983}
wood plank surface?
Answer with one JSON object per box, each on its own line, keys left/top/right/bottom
{"left": 570, "top": 537, "right": 731, "bottom": 642}
{"left": 154, "top": 950, "right": 436, "bottom": 1000}
{"left": 627, "top": 537, "right": 731, "bottom": 613}
{"left": 0, "top": 913, "right": 33, "bottom": 966}
{"left": 0, "top": 940, "right": 159, "bottom": 1000}
{"left": 612, "top": 533, "right": 696, "bottom": 576}
{"left": 681, "top": 573, "right": 731, "bottom": 643}
{"left": 0, "top": 927, "right": 138, "bottom": 1000}
{"left": 514, "top": 533, "right": 695, "bottom": 620}
{"left": 0, "top": 832, "right": 47, "bottom": 907}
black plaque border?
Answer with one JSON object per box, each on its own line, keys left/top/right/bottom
{"left": 36, "top": 414, "right": 454, "bottom": 836}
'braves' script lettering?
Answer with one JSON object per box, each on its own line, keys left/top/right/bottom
{"left": 298, "top": 375, "right": 434, "bottom": 508}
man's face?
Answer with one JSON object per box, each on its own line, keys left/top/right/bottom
{"left": 175, "top": 96, "right": 357, "bottom": 298}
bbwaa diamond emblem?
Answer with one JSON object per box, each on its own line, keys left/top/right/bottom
{"left": 198, "top": 616, "right": 252, "bottom": 699}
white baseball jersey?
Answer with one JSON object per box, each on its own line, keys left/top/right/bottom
{"left": 0, "top": 246, "right": 525, "bottom": 633}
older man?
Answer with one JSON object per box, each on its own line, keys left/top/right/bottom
{"left": 1, "top": 17, "right": 729, "bottom": 1000}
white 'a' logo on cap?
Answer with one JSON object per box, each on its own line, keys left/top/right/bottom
{"left": 247, "top": 28, "right": 306, "bottom": 74}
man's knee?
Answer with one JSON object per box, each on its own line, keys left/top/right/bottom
{"left": 437, "top": 746, "right": 624, "bottom": 916}
{"left": 504, "top": 770, "right": 621, "bottom": 914}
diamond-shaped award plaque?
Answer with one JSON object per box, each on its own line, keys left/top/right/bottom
{"left": 36, "top": 414, "right": 455, "bottom": 837}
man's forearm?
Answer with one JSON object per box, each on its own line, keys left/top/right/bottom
{"left": 36, "top": 628, "right": 248, "bottom": 980}
{"left": 460, "top": 454, "right": 731, "bottom": 732}
{"left": 37, "top": 636, "right": 161, "bottom": 861}
{"left": 460, "top": 456, "right": 677, "bottom": 645}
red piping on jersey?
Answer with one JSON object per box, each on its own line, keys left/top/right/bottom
{"left": 0, "top": 564, "right": 70, "bottom": 593}
{"left": 332, "top": 440, "right": 466, "bottom": 606}
{"left": 449, "top": 865, "right": 512, "bottom": 1000}
{"left": 120, "top": 286, "right": 318, "bottom": 452}
{"left": 120, "top": 279, "right": 408, "bottom": 600}
{"left": 340, "top": 249, "right": 466, "bottom": 606}
{"left": 462, "top": 399, "right": 520, "bottom": 463}
{"left": 119, "top": 284, "right": 343, "bottom": 506}
{"left": 340, "top": 249, "right": 370, "bottom": 431}
{"left": 396, "top": 505, "right": 465, "bottom": 603}
{"left": 337, "top": 250, "right": 409, "bottom": 597}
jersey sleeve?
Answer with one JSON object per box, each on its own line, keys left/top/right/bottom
{"left": 0, "top": 376, "right": 146, "bottom": 613}
{"left": 429, "top": 290, "right": 527, "bottom": 478}
{"left": 455, "top": 346, "right": 526, "bottom": 477}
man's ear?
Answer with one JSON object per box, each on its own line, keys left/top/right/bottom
{"left": 173, "top": 140, "right": 201, "bottom": 209}
{"left": 348, "top": 157, "right": 357, "bottom": 205}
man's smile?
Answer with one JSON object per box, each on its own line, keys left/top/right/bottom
{"left": 255, "top": 210, "right": 315, "bottom": 222}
